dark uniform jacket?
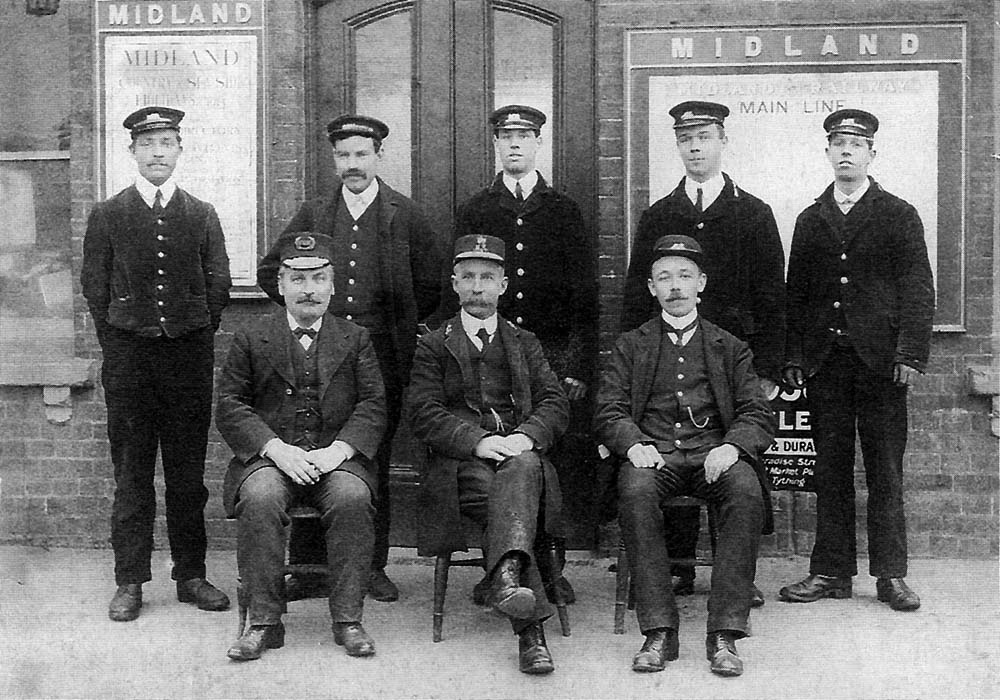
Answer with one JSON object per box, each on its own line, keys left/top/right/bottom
{"left": 215, "top": 311, "right": 388, "bottom": 517}
{"left": 408, "top": 313, "right": 570, "bottom": 556}
{"left": 443, "top": 173, "right": 598, "bottom": 381}
{"left": 621, "top": 174, "right": 785, "bottom": 381}
{"left": 257, "top": 178, "right": 443, "bottom": 384}
{"left": 595, "top": 317, "right": 777, "bottom": 533}
{"left": 785, "top": 179, "right": 935, "bottom": 379}
{"left": 81, "top": 185, "right": 231, "bottom": 339}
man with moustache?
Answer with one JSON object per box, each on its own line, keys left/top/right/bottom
{"left": 217, "top": 232, "right": 386, "bottom": 661}
{"left": 779, "top": 109, "right": 934, "bottom": 611}
{"left": 443, "top": 104, "right": 597, "bottom": 604}
{"left": 596, "top": 235, "right": 775, "bottom": 676}
{"left": 408, "top": 234, "right": 569, "bottom": 674}
{"left": 257, "top": 115, "right": 443, "bottom": 602}
{"left": 82, "top": 106, "right": 232, "bottom": 622}
{"left": 619, "top": 101, "right": 784, "bottom": 602}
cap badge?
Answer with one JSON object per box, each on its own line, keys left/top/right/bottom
{"left": 294, "top": 235, "right": 316, "bottom": 251}
{"left": 680, "top": 111, "right": 696, "bottom": 120}
{"left": 474, "top": 236, "right": 489, "bottom": 253}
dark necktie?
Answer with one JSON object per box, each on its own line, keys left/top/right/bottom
{"left": 666, "top": 318, "right": 698, "bottom": 346}
{"left": 695, "top": 187, "right": 703, "bottom": 214}
{"left": 152, "top": 188, "right": 164, "bottom": 216}
{"left": 293, "top": 327, "right": 317, "bottom": 340}
{"left": 514, "top": 181, "right": 524, "bottom": 203}
{"left": 476, "top": 327, "right": 491, "bottom": 352}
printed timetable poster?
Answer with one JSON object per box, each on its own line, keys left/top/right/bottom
{"left": 761, "top": 387, "right": 816, "bottom": 492}
{"left": 626, "top": 24, "right": 967, "bottom": 331}
{"left": 96, "top": 1, "right": 266, "bottom": 289}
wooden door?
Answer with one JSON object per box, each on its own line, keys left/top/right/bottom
{"left": 311, "top": 0, "right": 597, "bottom": 548}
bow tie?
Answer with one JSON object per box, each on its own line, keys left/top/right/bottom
{"left": 293, "top": 327, "right": 317, "bottom": 339}
{"left": 665, "top": 318, "right": 698, "bottom": 344}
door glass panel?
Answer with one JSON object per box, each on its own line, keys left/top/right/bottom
{"left": 355, "top": 11, "right": 412, "bottom": 196}
{"left": 493, "top": 9, "right": 553, "bottom": 180}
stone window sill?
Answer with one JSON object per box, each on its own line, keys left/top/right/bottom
{"left": 0, "top": 358, "right": 97, "bottom": 423}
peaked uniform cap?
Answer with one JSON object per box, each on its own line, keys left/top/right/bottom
{"left": 275, "top": 232, "right": 335, "bottom": 270}
{"left": 652, "top": 234, "right": 705, "bottom": 267}
{"left": 489, "top": 105, "right": 546, "bottom": 132}
{"left": 669, "top": 101, "right": 729, "bottom": 129}
{"left": 123, "top": 106, "right": 184, "bottom": 135}
{"left": 453, "top": 234, "right": 505, "bottom": 264}
{"left": 326, "top": 114, "right": 390, "bottom": 144}
{"left": 824, "top": 109, "right": 879, "bottom": 139}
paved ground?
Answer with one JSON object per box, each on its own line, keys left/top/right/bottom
{"left": 1, "top": 546, "right": 997, "bottom": 699}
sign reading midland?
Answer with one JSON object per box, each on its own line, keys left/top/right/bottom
{"left": 96, "top": 1, "right": 262, "bottom": 30}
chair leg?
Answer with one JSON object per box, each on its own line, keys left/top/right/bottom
{"left": 613, "top": 541, "right": 629, "bottom": 634}
{"left": 433, "top": 554, "right": 451, "bottom": 643}
{"left": 236, "top": 580, "right": 248, "bottom": 638}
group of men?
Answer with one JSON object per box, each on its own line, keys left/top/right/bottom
{"left": 80, "top": 96, "right": 934, "bottom": 677}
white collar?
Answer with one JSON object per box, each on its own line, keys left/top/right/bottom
{"left": 286, "top": 311, "right": 323, "bottom": 333}
{"left": 503, "top": 170, "right": 539, "bottom": 198}
{"left": 342, "top": 178, "right": 380, "bottom": 207}
{"left": 661, "top": 308, "right": 699, "bottom": 330}
{"left": 460, "top": 309, "right": 498, "bottom": 338}
{"left": 135, "top": 176, "right": 177, "bottom": 208}
{"left": 834, "top": 177, "right": 870, "bottom": 204}
{"left": 684, "top": 173, "right": 725, "bottom": 210}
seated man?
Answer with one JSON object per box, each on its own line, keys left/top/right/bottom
{"left": 215, "top": 232, "right": 387, "bottom": 662}
{"left": 408, "top": 234, "right": 570, "bottom": 675}
{"left": 595, "top": 235, "right": 776, "bottom": 677}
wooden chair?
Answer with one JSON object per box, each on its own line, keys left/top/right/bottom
{"left": 613, "top": 495, "right": 715, "bottom": 634}
{"left": 433, "top": 529, "right": 571, "bottom": 642}
{"left": 236, "top": 505, "right": 329, "bottom": 637}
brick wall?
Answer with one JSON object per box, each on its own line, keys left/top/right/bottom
{"left": 595, "top": 0, "right": 998, "bottom": 558}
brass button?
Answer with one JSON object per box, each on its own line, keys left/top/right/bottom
{"left": 696, "top": 222, "right": 705, "bottom": 230}
{"left": 833, "top": 301, "right": 841, "bottom": 309}
{"left": 157, "top": 252, "right": 165, "bottom": 258}
{"left": 516, "top": 316, "right": 523, "bottom": 324}
{"left": 516, "top": 268, "right": 524, "bottom": 276}
{"left": 840, "top": 253, "right": 847, "bottom": 260}
{"left": 840, "top": 276, "right": 848, "bottom": 284}
{"left": 516, "top": 218, "right": 523, "bottom": 226}
{"left": 516, "top": 292, "right": 524, "bottom": 300}
{"left": 516, "top": 242, "right": 524, "bottom": 251}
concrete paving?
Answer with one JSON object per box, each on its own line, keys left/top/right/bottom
{"left": 1, "top": 546, "right": 997, "bottom": 699}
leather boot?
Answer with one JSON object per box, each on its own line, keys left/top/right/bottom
{"left": 518, "top": 623, "right": 554, "bottom": 674}
{"left": 876, "top": 578, "right": 920, "bottom": 611}
{"left": 706, "top": 631, "right": 743, "bottom": 676}
{"left": 492, "top": 555, "right": 535, "bottom": 619}
{"left": 632, "top": 628, "right": 679, "bottom": 672}
{"left": 227, "top": 623, "right": 285, "bottom": 661}
{"left": 333, "top": 622, "right": 376, "bottom": 657}
{"left": 779, "top": 574, "right": 852, "bottom": 603}
{"left": 108, "top": 584, "right": 142, "bottom": 622}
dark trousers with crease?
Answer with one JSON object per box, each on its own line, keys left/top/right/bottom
{"left": 457, "top": 450, "right": 554, "bottom": 631}
{"left": 807, "top": 343, "right": 909, "bottom": 578}
{"left": 101, "top": 326, "right": 214, "bottom": 585}
{"left": 618, "top": 451, "right": 763, "bottom": 636}
{"left": 235, "top": 466, "right": 374, "bottom": 626}
{"left": 288, "top": 331, "right": 399, "bottom": 573}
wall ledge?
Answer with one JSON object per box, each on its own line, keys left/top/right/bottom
{"left": 0, "top": 358, "right": 97, "bottom": 423}
{"left": 967, "top": 366, "right": 1000, "bottom": 396}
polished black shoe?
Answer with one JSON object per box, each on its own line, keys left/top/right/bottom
{"left": 285, "top": 573, "right": 330, "bottom": 601}
{"left": 333, "top": 622, "right": 376, "bottom": 657}
{"left": 227, "top": 623, "right": 285, "bottom": 661}
{"left": 750, "top": 584, "right": 765, "bottom": 608}
{"left": 176, "top": 578, "right": 231, "bottom": 611}
{"left": 632, "top": 628, "right": 679, "bottom": 672}
{"left": 706, "top": 631, "right": 743, "bottom": 677}
{"left": 367, "top": 568, "right": 399, "bottom": 602}
{"left": 518, "top": 623, "right": 554, "bottom": 674}
{"left": 778, "top": 574, "right": 852, "bottom": 603}
{"left": 673, "top": 573, "right": 696, "bottom": 596}
{"left": 108, "top": 584, "right": 142, "bottom": 622}
{"left": 876, "top": 578, "right": 920, "bottom": 611}
{"left": 493, "top": 556, "right": 536, "bottom": 619}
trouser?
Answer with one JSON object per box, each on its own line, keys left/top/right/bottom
{"left": 807, "top": 344, "right": 910, "bottom": 578}
{"left": 235, "top": 467, "right": 374, "bottom": 625}
{"left": 101, "top": 326, "right": 214, "bottom": 585}
{"left": 618, "top": 452, "right": 763, "bottom": 636}
{"left": 457, "top": 451, "right": 555, "bottom": 631}
{"left": 288, "top": 331, "right": 400, "bottom": 573}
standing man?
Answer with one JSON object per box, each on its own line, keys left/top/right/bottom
{"left": 217, "top": 233, "right": 385, "bottom": 661}
{"left": 779, "top": 109, "right": 934, "bottom": 611}
{"left": 257, "top": 115, "right": 443, "bottom": 602}
{"left": 81, "top": 106, "right": 232, "bottom": 622}
{"left": 620, "top": 101, "right": 784, "bottom": 601}
{"left": 445, "top": 104, "right": 598, "bottom": 602}
{"left": 409, "top": 234, "right": 570, "bottom": 674}
{"left": 596, "top": 235, "right": 775, "bottom": 677}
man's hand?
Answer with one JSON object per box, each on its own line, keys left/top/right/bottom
{"left": 306, "top": 444, "right": 349, "bottom": 474}
{"left": 627, "top": 443, "right": 665, "bottom": 469}
{"left": 502, "top": 433, "right": 535, "bottom": 455}
{"left": 475, "top": 435, "right": 523, "bottom": 462}
{"left": 782, "top": 365, "right": 805, "bottom": 389}
{"left": 563, "top": 377, "right": 587, "bottom": 401}
{"left": 265, "top": 440, "right": 321, "bottom": 486}
{"left": 704, "top": 443, "right": 739, "bottom": 484}
{"left": 893, "top": 362, "right": 920, "bottom": 386}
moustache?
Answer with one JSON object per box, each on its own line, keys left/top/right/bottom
{"left": 343, "top": 170, "right": 365, "bottom": 178}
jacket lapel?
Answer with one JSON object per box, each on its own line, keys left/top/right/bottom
{"left": 374, "top": 178, "right": 397, "bottom": 295}
{"left": 443, "top": 314, "right": 479, "bottom": 411}
{"left": 317, "top": 314, "right": 350, "bottom": 400}
{"left": 700, "top": 321, "right": 735, "bottom": 430}
{"left": 261, "top": 312, "right": 297, "bottom": 388}
{"left": 839, "top": 178, "right": 878, "bottom": 250}
{"left": 497, "top": 319, "right": 532, "bottom": 421}
{"left": 630, "top": 318, "right": 660, "bottom": 422}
